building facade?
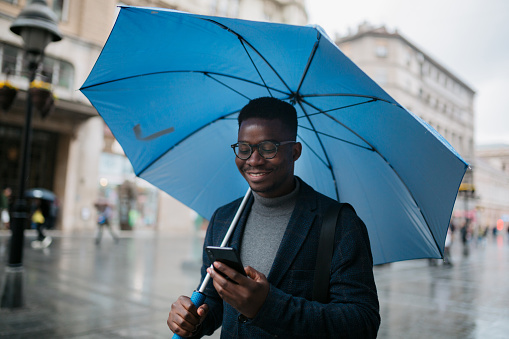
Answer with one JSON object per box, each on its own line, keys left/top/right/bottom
{"left": 475, "top": 144, "right": 509, "bottom": 231}
{"left": 336, "top": 23, "right": 477, "bottom": 227}
{"left": 0, "top": 0, "right": 109, "bottom": 232}
{"left": 0, "top": 0, "right": 307, "bottom": 232}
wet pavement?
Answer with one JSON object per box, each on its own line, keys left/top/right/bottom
{"left": 0, "top": 229, "right": 508, "bottom": 338}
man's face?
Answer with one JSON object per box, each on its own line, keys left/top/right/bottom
{"left": 235, "top": 118, "right": 301, "bottom": 198}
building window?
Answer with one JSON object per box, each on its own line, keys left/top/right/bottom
{"left": 41, "top": 57, "right": 55, "bottom": 84}
{"left": 42, "top": 55, "right": 74, "bottom": 89}
{"left": 405, "top": 51, "right": 412, "bottom": 66}
{"left": 421, "top": 63, "right": 429, "bottom": 76}
{"left": 1, "top": 44, "right": 19, "bottom": 75}
{"left": 52, "top": 0, "right": 70, "bottom": 22}
{"left": 56, "top": 61, "right": 74, "bottom": 88}
{"left": 375, "top": 45, "right": 387, "bottom": 58}
{"left": 0, "top": 42, "right": 74, "bottom": 90}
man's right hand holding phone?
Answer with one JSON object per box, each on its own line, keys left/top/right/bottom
{"left": 207, "top": 261, "right": 270, "bottom": 319}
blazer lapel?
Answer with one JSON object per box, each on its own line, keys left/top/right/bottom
{"left": 267, "top": 180, "right": 318, "bottom": 287}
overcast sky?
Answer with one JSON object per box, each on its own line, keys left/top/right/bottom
{"left": 306, "top": 0, "right": 509, "bottom": 145}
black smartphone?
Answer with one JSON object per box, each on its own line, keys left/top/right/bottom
{"left": 205, "top": 246, "right": 247, "bottom": 277}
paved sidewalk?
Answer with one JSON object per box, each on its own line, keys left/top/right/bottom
{"left": 1, "top": 229, "right": 508, "bottom": 338}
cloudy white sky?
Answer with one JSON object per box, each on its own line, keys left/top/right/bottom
{"left": 306, "top": 0, "right": 509, "bottom": 145}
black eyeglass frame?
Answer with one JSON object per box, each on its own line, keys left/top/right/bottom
{"left": 231, "top": 140, "right": 296, "bottom": 160}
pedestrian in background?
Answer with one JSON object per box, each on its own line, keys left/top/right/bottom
{"left": 1, "top": 187, "right": 12, "bottom": 230}
{"left": 443, "top": 227, "right": 453, "bottom": 266}
{"left": 31, "top": 199, "right": 52, "bottom": 249}
{"left": 95, "top": 201, "right": 119, "bottom": 245}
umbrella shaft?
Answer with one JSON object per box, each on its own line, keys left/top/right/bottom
{"left": 198, "top": 187, "right": 251, "bottom": 293}
{"left": 199, "top": 271, "right": 212, "bottom": 293}
{"left": 220, "top": 188, "right": 252, "bottom": 247}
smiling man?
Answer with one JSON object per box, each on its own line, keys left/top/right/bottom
{"left": 167, "top": 97, "right": 380, "bottom": 338}
{"left": 234, "top": 100, "right": 300, "bottom": 199}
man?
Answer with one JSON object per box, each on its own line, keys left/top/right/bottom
{"left": 168, "top": 97, "right": 380, "bottom": 338}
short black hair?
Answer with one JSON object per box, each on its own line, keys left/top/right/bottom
{"left": 238, "top": 97, "right": 298, "bottom": 140}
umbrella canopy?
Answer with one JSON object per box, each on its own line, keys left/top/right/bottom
{"left": 25, "top": 188, "right": 56, "bottom": 201}
{"left": 80, "top": 6, "right": 468, "bottom": 265}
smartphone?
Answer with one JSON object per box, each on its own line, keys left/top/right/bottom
{"left": 205, "top": 246, "right": 247, "bottom": 277}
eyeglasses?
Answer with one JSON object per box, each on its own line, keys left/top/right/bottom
{"left": 231, "top": 140, "right": 295, "bottom": 160}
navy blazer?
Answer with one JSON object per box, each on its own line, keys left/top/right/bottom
{"left": 194, "top": 179, "right": 380, "bottom": 338}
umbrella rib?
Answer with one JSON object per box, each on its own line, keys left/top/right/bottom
{"left": 301, "top": 97, "right": 380, "bottom": 152}
{"left": 295, "top": 34, "right": 321, "bottom": 98}
{"left": 303, "top": 98, "right": 443, "bottom": 257}
{"left": 205, "top": 73, "right": 252, "bottom": 100}
{"left": 303, "top": 99, "right": 377, "bottom": 118}
{"left": 298, "top": 125, "right": 373, "bottom": 152}
{"left": 298, "top": 102, "right": 340, "bottom": 201}
{"left": 200, "top": 18, "right": 293, "bottom": 94}
{"left": 298, "top": 136, "right": 331, "bottom": 169}
{"left": 80, "top": 70, "right": 289, "bottom": 97}
{"left": 204, "top": 72, "right": 290, "bottom": 98}
{"left": 238, "top": 39, "right": 273, "bottom": 97}
{"left": 304, "top": 93, "right": 400, "bottom": 107}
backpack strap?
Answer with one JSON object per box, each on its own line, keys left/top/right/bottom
{"left": 312, "top": 203, "right": 343, "bottom": 303}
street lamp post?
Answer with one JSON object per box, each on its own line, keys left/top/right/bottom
{"left": 1, "top": 0, "right": 62, "bottom": 309}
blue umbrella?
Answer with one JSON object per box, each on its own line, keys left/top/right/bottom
{"left": 80, "top": 6, "right": 467, "bottom": 266}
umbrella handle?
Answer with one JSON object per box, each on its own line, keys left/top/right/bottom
{"left": 172, "top": 188, "right": 251, "bottom": 338}
{"left": 171, "top": 291, "right": 206, "bottom": 339}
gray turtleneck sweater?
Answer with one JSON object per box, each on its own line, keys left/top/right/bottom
{"left": 240, "top": 180, "right": 300, "bottom": 276}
